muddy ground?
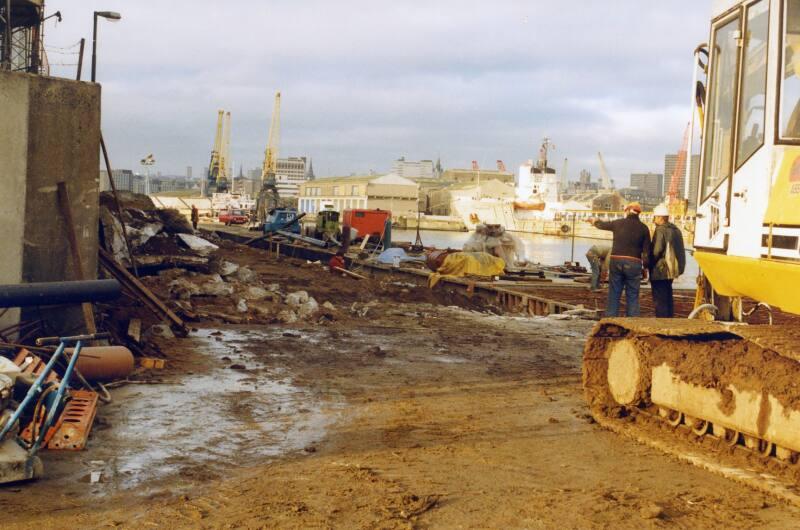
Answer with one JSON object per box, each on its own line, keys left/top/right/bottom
{"left": 4, "top": 240, "right": 800, "bottom": 529}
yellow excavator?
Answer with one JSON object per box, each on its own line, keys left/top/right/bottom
{"left": 584, "top": 0, "right": 800, "bottom": 501}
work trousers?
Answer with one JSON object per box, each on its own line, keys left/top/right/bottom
{"left": 605, "top": 259, "right": 642, "bottom": 317}
{"left": 589, "top": 258, "right": 601, "bottom": 290}
{"left": 651, "top": 279, "right": 674, "bottom": 318}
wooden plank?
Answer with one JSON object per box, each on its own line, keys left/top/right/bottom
{"left": 127, "top": 318, "right": 142, "bottom": 343}
{"left": 56, "top": 181, "right": 97, "bottom": 334}
{"left": 99, "top": 248, "right": 186, "bottom": 333}
{"left": 334, "top": 266, "right": 367, "bottom": 280}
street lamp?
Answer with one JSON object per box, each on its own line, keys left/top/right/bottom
{"left": 91, "top": 10, "right": 121, "bottom": 82}
{"left": 140, "top": 154, "right": 155, "bottom": 195}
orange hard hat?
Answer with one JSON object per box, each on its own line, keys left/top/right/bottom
{"left": 625, "top": 202, "right": 642, "bottom": 214}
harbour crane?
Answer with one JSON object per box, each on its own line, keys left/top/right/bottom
{"left": 665, "top": 122, "right": 691, "bottom": 217}
{"left": 596, "top": 152, "right": 612, "bottom": 191}
{"left": 256, "top": 92, "right": 282, "bottom": 223}
{"left": 583, "top": 0, "right": 800, "bottom": 497}
{"left": 205, "top": 110, "right": 231, "bottom": 195}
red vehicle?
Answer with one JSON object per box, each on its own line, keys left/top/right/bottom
{"left": 219, "top": 209, "right": 249, "bottom": 225}
{"left": 342, "top": 209, "right": 391, "bottom": 240}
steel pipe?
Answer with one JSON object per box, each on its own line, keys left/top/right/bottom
{"left": 0, "top": 280, "right": 121, "bottom": 308}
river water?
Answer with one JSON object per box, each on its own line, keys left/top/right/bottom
{"left": 392, "top": 229, "right": 700, "bottom": 290}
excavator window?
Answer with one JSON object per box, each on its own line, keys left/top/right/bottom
{"left": 736, "top": 1, "right": 769, "bottom": 167}
{"left": 701, "top": 14, "right": 741, "bottom": 200}
{"left": 781, "top": 0, "right": 800, "bottom": 138}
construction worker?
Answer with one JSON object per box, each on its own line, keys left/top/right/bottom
{"left": 585, "top": 244, "right": 611, "bottom": 291}
{"left": 649, "top": 204, "right": 686, "bottom": 317}
{"left": 329, "top": 250, "right": 346, "bottom": 273}
{"left": 588, "top": 202, "right": 651, "bottom": 317}
{"left": 191, "top": 205, "right": 199, "bottom": 231}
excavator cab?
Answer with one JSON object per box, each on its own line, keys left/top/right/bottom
{"left": 693, "top": 0, "right": 800, "bottom": 315}
{"left": 583, "top": 0, "right": 800, "bottom": 498}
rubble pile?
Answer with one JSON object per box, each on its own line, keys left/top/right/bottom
{"left": 99, "top": 191, "right": 206, "bottom": 270}
{"left": 462, "top": 224, "right": 528, "bottom": 267}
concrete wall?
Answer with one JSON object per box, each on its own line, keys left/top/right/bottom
{"left": 0, "top": 71, "right": 101, "bottom": 335}
{"left": 0, "top": 74, "right": 30, "bottom": 333}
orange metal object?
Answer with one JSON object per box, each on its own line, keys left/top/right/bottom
{"left": 13, "top": 349, "right": 59, "bottom": 384}
{"left": 20, "top": 389, "right": 99, "bottom": 451}
{"left": 47, "top": 389, "right": 99, "bottom": 450}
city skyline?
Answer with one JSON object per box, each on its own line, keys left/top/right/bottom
{"left": 46, "top": 1, "right": 707, "bottom": 183}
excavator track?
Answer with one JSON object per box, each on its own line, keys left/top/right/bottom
{"left": 584, "top": 318, "right": 800, "bottom": 504}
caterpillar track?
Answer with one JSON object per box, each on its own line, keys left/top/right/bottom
{"left": 583, "top": 318, "right": 800, "bottom": 504}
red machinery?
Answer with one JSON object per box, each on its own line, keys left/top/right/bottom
{"left": 342, "top": 209, "right": 391, "bottom": 240}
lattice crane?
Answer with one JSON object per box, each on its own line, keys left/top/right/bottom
{"left": 256, "top": 92, "right": 282, "bottom": 222}
{"left": 666, "top": 122, "right": 691, "bottom": 217}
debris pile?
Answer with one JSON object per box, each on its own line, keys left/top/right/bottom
{"left": 99, "top": 191, "right": 208, "bottom": 271}
{"left": 463, "top": 224, "right": 528, "bottom": 267}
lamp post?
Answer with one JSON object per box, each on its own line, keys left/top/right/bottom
{"left": 140, "top": 154, "right": 155, "bottom": 195}
{"left": 91, "top": 10, "right": 121, "bottom": 82}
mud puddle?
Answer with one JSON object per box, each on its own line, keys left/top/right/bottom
{"left": 40, "top": 327, "right": 337, "bottom": 496}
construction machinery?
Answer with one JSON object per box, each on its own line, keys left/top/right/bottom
{"left": 256, "top": 92, "right": 282, "bottom": 224}
{"left": 583, "top": 0, "right": 800, "bottom": 501}
{"left": 310, "top": 208, "right": 341, "bottom": 242}
{"left": 205, "top": 110, "right": 231, "bottom": 196}
{"left": 665, "top": 123, "right": 692, "bottom": 217}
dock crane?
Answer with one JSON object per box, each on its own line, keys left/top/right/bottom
{"left": 596, "top": 152, "right": 613, "bottom": 191}
{"left": 665, "top": 122, "right": 691, "bottom": 217}
{"left": 205, "top": 110, "right": 231, "bottom": 196}
{"left": 256, "top": 92, "right": 282, "bottom": 223}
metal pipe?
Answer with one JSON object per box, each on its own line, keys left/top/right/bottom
{"left": 91, "top": 12, "right": 97, "bottom": 82}
{"left": 101, "top": 133, "right": 139, "bottom": 276}
{"left": 76, "top": 37, "right": 85, "bottom": 81}
{"left": 0, "top": 280, "right": 121, "bottom": 308}
{"left": 685, "top": 49, "right": 700, "bottom": 204}
{"left": 688, "top": 303, "right": 717, "bottom": 320}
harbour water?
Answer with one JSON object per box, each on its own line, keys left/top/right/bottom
{"left": 393, "top": 229, "right": 700, "bottom": 290}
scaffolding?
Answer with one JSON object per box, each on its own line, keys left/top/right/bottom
{"left": 1, "top": 0, "right": 46, "bottom": 75}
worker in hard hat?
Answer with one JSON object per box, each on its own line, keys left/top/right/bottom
{"left": 588, "top": 202, "right": 651, "bottom": 317}
{"left": 649, "top": 204, "right": 686, "bottom": 317}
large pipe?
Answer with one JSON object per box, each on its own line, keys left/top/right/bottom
{"left": 0, "top": 280, "right": 121, "bottom": 308}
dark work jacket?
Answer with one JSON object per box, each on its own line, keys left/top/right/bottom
{"left": 650, "top": 222, "right": 686, "bottom": 281}
{"left": 594, "top": 214, "right": 651, "bottom": 266}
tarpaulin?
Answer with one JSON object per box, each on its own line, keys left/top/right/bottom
{"left": 428, "top": 252, "right": 505, "bottom": 288}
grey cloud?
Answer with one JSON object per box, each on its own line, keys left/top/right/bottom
{"left": 45, "top": 1, "right": 709, "bottom": 181}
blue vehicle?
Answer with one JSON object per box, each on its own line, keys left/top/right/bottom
{"left": 263, "top": 208, "right": 301, "bottom": 234}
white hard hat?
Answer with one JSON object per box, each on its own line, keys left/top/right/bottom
{"left": 653, "top": 204, "right": 669, "bottom": 217}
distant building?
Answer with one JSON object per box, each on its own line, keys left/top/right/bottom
{"left": 186, "top": 166, "right": 193, "bottom": 179}
{"left": 298, "top": 174, "right": 419, "bottom": 219}
{"left": 664, "top": 154, "right": 700, "bottom": 207}
{"left": 99, "top": 169, "right": 134, "bottom": 192}
{"left": 233, "top": 178, "right": 261, "bottom": 196}
{"left": 629, "top": 172, "right": 664, "bottom": 200}
{"left": 619, "top": 187, "right": 653, "bottom": 208}
{"left": 391, "top": 157, "right": 435, "bottom": 180}
{"left": 275, "top": 156, "right": 310, "bottom": 198}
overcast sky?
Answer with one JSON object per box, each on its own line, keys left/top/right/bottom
{"left": 45, "top": 1, "right": 709, "bottom": 184}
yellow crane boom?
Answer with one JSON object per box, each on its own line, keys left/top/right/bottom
{"left": 261, "top": 91, "right": 281, "bottom": 185}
